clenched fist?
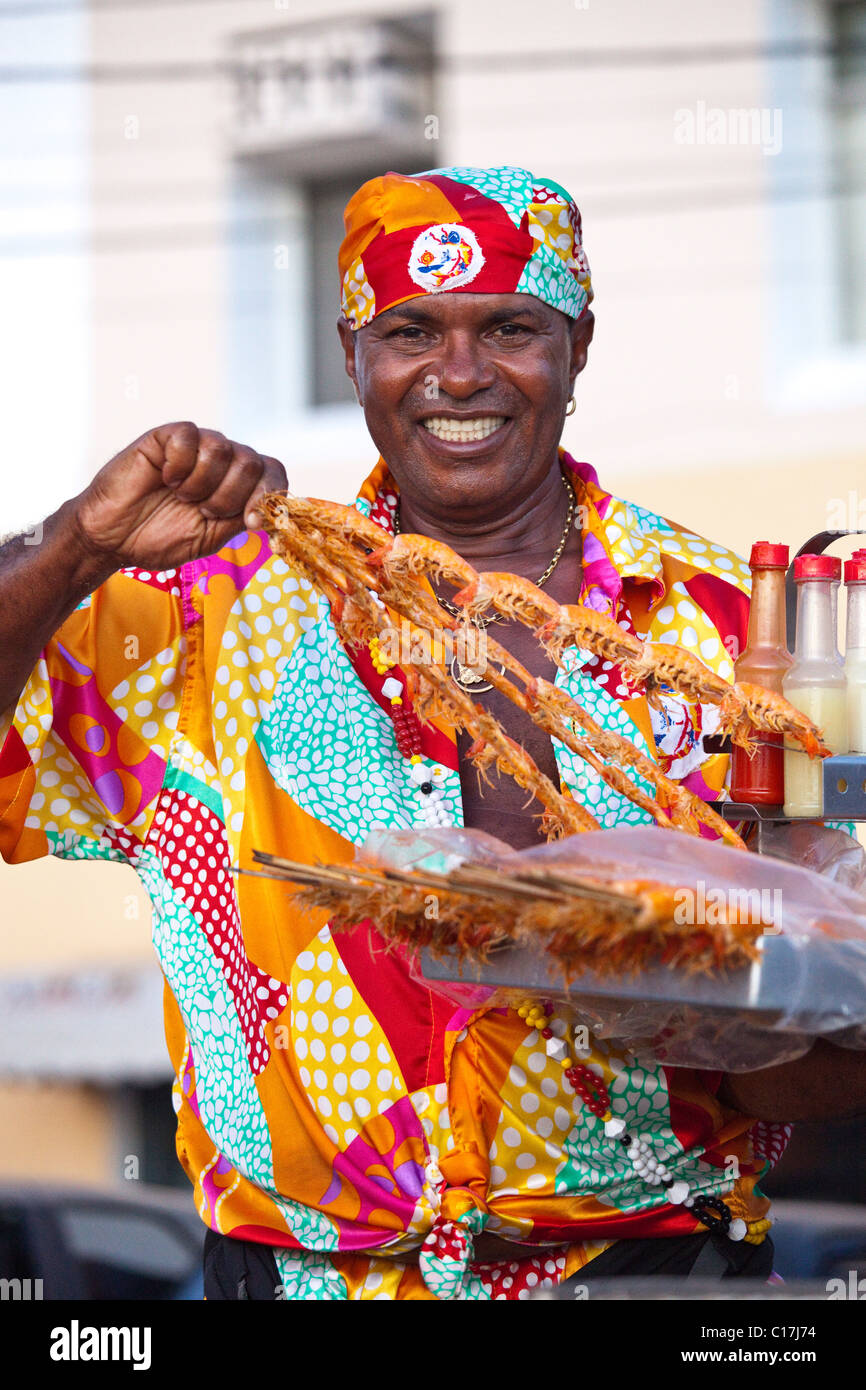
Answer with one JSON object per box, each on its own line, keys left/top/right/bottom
{"left": 72, "top": 422, "right": 287, "bottom": 571}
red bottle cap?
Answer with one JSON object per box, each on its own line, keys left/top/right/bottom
{"left": 845, "top": 555, "right": 866, "bottom": 583}
{"left": 794, "top": 553, "right": 841, "bottom": 581}
{"left": 749, "top": 542, "right": 789, "bottom": 568}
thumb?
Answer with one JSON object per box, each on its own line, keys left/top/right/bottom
{"left": 244, "top": 457, "right": 288, "bottom": 530}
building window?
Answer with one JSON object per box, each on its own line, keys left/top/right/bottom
{"left": 832, "top": 1, "right": 866, "bottom": 341}
{"left": 226, "top": 13, "right": 436, "bottom": 424}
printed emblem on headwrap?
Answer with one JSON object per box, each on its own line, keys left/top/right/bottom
{"left": 407, "top": 223, "right": 485, "bottom": 292}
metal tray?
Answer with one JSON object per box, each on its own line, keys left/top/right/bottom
{"left": 419, "top": 932, "right": 866, "bottom": 1033}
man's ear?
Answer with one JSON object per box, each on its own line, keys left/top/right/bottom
{"left": 569, "top": 308, "right": 594, "bottom": 386}
{"left": 337, "top": 318, "right": 362, "bottom": 403}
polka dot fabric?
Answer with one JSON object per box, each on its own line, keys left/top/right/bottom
{"left": 290, "top": 923, "right": 406, "bottom": 1148}
{"left": 0, "top": 449, "right": 795, "bottom": 1298}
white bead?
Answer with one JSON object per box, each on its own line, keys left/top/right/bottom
{"left": 667, "top": 1181, "right": 690, "bottom": 1205}
{"left": 410, "top": 763, "right": 432, "bottom": 785}
{"left": 545, "top": 1037, "right": 568, "bottom": 1063}
{"left": 728, "top": 1219, "right": 747, "bottom": 1242}
{"left": 684, "top": 1197, "right": 694, "bottom": 1208}
{"left": 428, "top": 788, "right": 445, "bottom": 803}
{"left": 604, "top": 1118, "right": 626, "bottom": 1138}
{"left": 645, "top": 1158, "right": 658, "bottom": 1172}
{"left": 381, "top": 677, "right": 402, "bottom": 699}
{"left": 627, "top": 1144, "right": 640, "bottom": 1160}
{"left": 425, "top": 1158, "right": 443, "bottom": 1187}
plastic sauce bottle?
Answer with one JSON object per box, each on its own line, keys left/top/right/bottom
{"left": 730, "top": 542, "right": 792, "bottom": 805}
{"left": 845, "top": 550, "right": 866, "bottom": 753}
{"left": 783, "top": 554, "right": 847, "bottom": 817}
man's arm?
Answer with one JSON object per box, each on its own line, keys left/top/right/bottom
{"left": 718, "top": 1039, "right": 866, "bottom": 1121}
{"left": 0, "top": 422, "right": 286, "bottom": 714}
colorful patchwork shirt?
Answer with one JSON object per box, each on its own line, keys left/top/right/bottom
{"left": 0, "top": 450, "right": 792, "bottom": 1299}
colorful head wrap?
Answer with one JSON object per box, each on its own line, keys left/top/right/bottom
{"left": 339, "top": 165, "right": 593, "bottom": 330}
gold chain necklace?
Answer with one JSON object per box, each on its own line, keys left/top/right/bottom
{"left": 393, "top": 471, "right": 577, "bottom": 692}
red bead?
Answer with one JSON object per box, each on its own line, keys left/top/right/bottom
{"left": 542, "top": 1028, "right": 553, "bottom": 1039}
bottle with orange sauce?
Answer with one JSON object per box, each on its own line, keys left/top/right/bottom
{"left": 730, "top": 542, "right": 792, "bottom": 805}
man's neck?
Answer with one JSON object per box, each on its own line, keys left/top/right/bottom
{"left": 396, "top": 461, "right": 573, "bottom": 573}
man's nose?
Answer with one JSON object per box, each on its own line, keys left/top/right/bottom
{"left": 433, "top": 331, "right": 497, "bottom": 399}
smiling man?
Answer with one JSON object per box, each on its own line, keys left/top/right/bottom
{"left": 2, "top": 165, "right": 866, "bottom": 1301}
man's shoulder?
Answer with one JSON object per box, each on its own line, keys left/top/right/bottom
{"left": 600, "top": 488, "right": 751, "bottom": 597}
{"left": 586, "top": 477, "right": 751, "bottom": 678}
{"left": 568, "top": 453, "right": 751, "bottom": 600}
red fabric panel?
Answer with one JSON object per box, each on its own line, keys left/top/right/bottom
{"left": 0, "top": 725, "right": 31, "bottom": 778}
{"left": 684, "top": 572, "right": 749, "bottom": 660}
{"left": 334, "top": 920, "right": 452, "bottom": 1090}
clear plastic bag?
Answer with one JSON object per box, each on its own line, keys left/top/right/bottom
{"left": 359, "top": 824, "right": 866, "bottom": 1072}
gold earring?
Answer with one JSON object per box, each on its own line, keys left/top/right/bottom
{"left": 565, "top": 395, "right": 576, "bottom": 416}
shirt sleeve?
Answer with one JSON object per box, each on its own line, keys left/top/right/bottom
{"left": 0, "top": 566, "right": 187, "bottom": 869}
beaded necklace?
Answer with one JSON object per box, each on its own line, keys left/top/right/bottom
{"left": 515, "top": 997, "right": 771, "bottom": 1247}
{"left": 368, "top": 628, "right": 452, "bottom": 827}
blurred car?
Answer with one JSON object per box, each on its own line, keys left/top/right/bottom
{"left": 0, "top": 1182, "right": 204, "bottom": 1299}
{"left": 4, "top": 1184, "right": 863, "bottom": 1299}
{"left": 769, "top": 1199, "right": 866, "bottom": 1284}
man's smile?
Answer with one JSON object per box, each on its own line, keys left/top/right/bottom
{"left": 420, "top": 414, "right": 508, "bottom": 442}
{"left": 416, "top": 414, "right": 513, "bottom": 456}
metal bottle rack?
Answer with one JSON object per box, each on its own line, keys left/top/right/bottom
{"left": 720, "top": 527, "right": 866, "bottom": 830}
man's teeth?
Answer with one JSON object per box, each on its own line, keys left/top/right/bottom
{"left": 421, "top": 416, "right": 506, "bottom": 442}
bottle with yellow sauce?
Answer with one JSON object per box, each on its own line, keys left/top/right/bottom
{"left": 844, "top": 551, "right": 866, "bottom": 753}
{"left": 783, "top": 554, "right": 847, "bottom": 818}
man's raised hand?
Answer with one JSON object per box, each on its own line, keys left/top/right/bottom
{"left": 72, "top": 422, "right": 288, "bottom": 571}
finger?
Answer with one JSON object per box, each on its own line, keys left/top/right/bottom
{"left": 132, "top": 421, "right": 200, "bottom": 485}
{"left": 197, "top": 445, "right": 266, "bottom": 520}
{"left": 169, "top": 431, "right": 234, "bottom": 503}
{"left": 244, "top": 457, "right": 288, "bottom": 529}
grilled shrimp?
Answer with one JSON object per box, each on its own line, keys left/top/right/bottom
{"left": 720, "top": 682, "right": 832, "bottom": 760}
{"left": 367, "top": 533, "right": 479, "bottom": 591}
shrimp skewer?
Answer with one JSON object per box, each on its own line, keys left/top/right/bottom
{"left": 278, "top": 525, "right": 712, "bottom": 838}
{"left": 459, "top": 621, "right": 742, "bottom": 845}
{"left": 259, "top": 498, "right": 600, "bottom": 837}
{"left": 280, "top": 496, "right": 395, "bottom": 554}
{"left": 463, "top": 632, "right": 699, "bottom": 836}
{"left": 454, "top": 571, "right": 831, "bottom": 759}
{"left": 534, "top": 678, "right": 744, "bottom": 848}
{"left": 260, "top": 495, "right": 744, "bottom": 845}
{"left": 414, "top": 657, "right": 600, "bottom": 837}
{"left": 251, "top": 852, "right": 765, "bottom": 978}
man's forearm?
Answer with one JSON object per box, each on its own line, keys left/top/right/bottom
{"left": 718, "top": 1038, "right": 866, "bottom": 1121}
{"left": 0, "top": 500, "right": 116, "bottom": 714}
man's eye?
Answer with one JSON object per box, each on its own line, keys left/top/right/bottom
{"left": 493, "top": 323, "right": 531, "bottom": 338}
{"left": 390, "top": 325, "right": 427, "bottom": 340}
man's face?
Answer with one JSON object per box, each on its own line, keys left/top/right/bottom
{"left": 338, "top": 293, "right": 593, "bottom": 520}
